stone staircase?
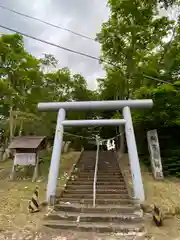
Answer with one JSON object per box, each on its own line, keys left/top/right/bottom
{"left": 44, "top": 151, "right": 144, "bottom": 237}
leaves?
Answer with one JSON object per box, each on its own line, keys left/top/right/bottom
{"left": 0, "top": 33, "right": 97, "bottom": 148}
{"left": 95, "top": 0, "right": 180, "bottom": 177}
{"left": 159, "top": 0, "right": 180, "bottom": 9}
{"left": 97, "top": 0, "right": 176, "bottom": 101}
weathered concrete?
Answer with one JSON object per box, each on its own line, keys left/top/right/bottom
{"left": 38, "top": 99, "right": 153, "bottom": 111}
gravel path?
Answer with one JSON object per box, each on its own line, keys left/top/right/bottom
{"left": 0, "top": 228, "right": 146, "bottom": 240}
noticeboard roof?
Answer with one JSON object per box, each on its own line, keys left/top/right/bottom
{"left": 8, "top": 136, "right": 46, "bottom": 149}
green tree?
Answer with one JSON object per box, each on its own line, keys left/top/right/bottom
{"left": 159, "top": 0, "right": 180, "bottom": 8}
{"left": 0, "top": 33, "right": 97, "bottom": 151}
{"left": 0, "top": 34, "right": 43, "bottom": 144}
{"left": 97, "top": 0, "right": 174, "bottom": 99}
{"left": 133, "top": 82, "right": 180, "bottom": 176}
{"left": 96, "top": 0, "right": 180, "bottom": 160}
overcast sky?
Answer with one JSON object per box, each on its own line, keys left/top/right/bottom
{"left": 0, "top": 1, "right": 176, "bottom": 90}
{"left": 0, "top": 0, "right": 110, "bottom": 89}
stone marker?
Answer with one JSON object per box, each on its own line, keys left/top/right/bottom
{"left": 147, "top": 129, "right": 163, "bottom": 179}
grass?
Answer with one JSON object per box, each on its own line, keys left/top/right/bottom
{"left": 0, "top": 151, "right": 81, "bottom": 239}
{"left": 0, "top": 152, "right": 180, "bottom": 239}
{"left": 142, "top": 165, "right": 180, "bottom": 240}
{"left": 120, "top": 154, "right": 180, "bottom": 240}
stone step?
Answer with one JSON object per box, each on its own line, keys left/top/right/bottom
{"left": 76, "top": 175, "right": 124, "bottom": 178}
{"left": 42, "top": 229, "right": 145, "bottom": 240}
{"left": 73, "top": 171, "right": 123, "bottom": 174}
{"left": 67, "top": 181, "right": 125, "bottom": 185}
{"left": 75, "top": 173, "right": 124, "bottom": 177}
{"left": 81, "top": 176, "right": 123, "bottom": 180}
{"left": 63, "top": 189, "right": 128, "bottom": 194}
{"left": 77, "top": 166, "right": 95, "bottom": 168}
{"left": 65, "top": 186, "right": 126, "bottom": 190}
{"left": 54, "top": 203, "right": 140, "bottom": 214}
{"left": 67, "top": 181, "right": 93, "bottom": 185}
{"left": 72, "top": 178, "right": 124, "bottom": 182}
{"left": 78, "top": 168, "right": 120, "bottom": 170}
{"left": 44, "top": 220, "right": 144, "bottom": 233}
{"left": 58, "top": 198, "right": 134, "bottom": 205}
{"left": 46, "top": 151, "right": 144, "bottom": 236}
{"left": 61, "top": 193, "right": 129, "bottom": 199}
{"left": 97, "top": 172, "right": 123, "bottom": 174}
{"left": 78, "top": 167, "right": 119, "bottom": 169}
{"left": 71, "top": 175, "right": 124, "bottom": 182}
{"left": 74, "top": 175, "right": 124, "bottom": 179}
{"left": 76, "top": 166, "right": 119, "bottom": 169}
{"left": 46, "top": 211, "right": 142, "bottom": 223}
{"left": 99, "top": 165, "right": 120, "bottom": 167}
{"left": 66, "top": 184, "right": 127, "bottom": 190}
{"left": 80, "top": 166, "right": 121, "bottom": 168}
{"left": 77, "top": 166, "right": 96, "bottom": 168}
{"left": 75, "top": 171, "right": 122, "bottom": 176}
{"left": 98, "top": 166, "right": 120, "bottom": 168}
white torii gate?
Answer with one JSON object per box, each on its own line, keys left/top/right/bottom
{"left": 38, "top": 99, "right": 153, "bottom": 204}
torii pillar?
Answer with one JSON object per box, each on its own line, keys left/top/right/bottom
{"left": 38, "top": 99, "right": 153, "bottom": 204}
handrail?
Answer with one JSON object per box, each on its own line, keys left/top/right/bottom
{"left": 93, "top": 136, "right": 100, "bottom": 207}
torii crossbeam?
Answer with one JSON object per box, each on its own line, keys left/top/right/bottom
{"left": 38, "top": 99, "right": 153, "bottom": 204}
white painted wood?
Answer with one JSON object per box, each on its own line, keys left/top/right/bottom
{"left": 14, "top": 153, "right": 36, "bottom": 166}
{"left": 123, "top": 106, "right": 144, "bottom": 201}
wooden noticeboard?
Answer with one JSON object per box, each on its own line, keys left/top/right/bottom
{"left": 14, "top": 153, "right": 36, "bottom": 166}
{"left": 10, "top": 152, "right": 39, "bottom": 182}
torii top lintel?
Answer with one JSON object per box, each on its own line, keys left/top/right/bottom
{"left": 37, "top": 99, "right": 153, "bottom": 112}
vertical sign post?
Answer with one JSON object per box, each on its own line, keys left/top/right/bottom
{"left": 147, "top": 129, "right": 163, "bottom": 180}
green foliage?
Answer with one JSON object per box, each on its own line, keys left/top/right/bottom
{"left": 0, "top": 33, "right": 97, "bottom": 148}
{"left": 1, "top": 0, "right": 180, "bottom": 177}
{"left": 96, "top": 0, "right": 180, "bottom": 177}
{"left": 134, "top": 83, "right": 180, "bottom": 177}
{"left": 97, "top": 0, "right": 174, "bottom": 98}
{"left": 159, "top": 0, "right": 180, "bottom": 9}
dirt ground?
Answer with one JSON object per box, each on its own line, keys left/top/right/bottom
{"left": 143, "top": 166, "right": 180, "bottom": 240}
{"left": 0, "top": 153, "right": 180, "bottom": 239}
{"left": 0, "top": 152, "right": 81, "bottom": 240}
{"left": 121, "top": 155, "right": 180, "bottom": 240}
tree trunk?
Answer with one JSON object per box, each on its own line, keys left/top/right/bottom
{"left": 119, "top": 124, "right": 125, "bottom": 155}
{"left": 9, "top": 105, "right": 14, "bottom": 142}
{"left": 18, "top": 120, "right": 23, "bottom": 136}
{"left": 115, "top": 93, "right": 125, "bottom": 157}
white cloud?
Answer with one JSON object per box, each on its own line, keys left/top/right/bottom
{"left": 0, "top": 0, "right": 109, "bottom": 89}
